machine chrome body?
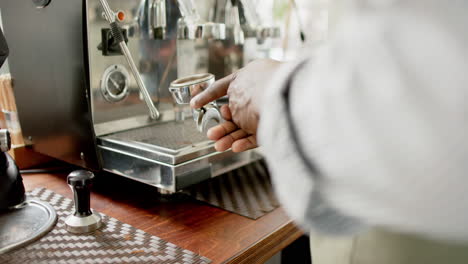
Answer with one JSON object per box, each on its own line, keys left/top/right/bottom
{"left": 0, "top": 0, "right": 279, "bottom": 192}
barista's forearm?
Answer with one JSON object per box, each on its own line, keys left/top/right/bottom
{"left": 281, "top": 0, "right": 468, "bottom": 240}
{"left": 260, "top": 0, "right": 468, "bottom": 240}
{"left": 258, "top": 51, "right": 368, "bottom": 236}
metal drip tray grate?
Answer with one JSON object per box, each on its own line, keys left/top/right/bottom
{"left": 98, "top": 119, "right": 216, "bottom": 164}
{"left": 104, "top": 119, "right": 209, "bottom": 151}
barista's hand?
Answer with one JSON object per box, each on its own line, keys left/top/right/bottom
{"left": 190, "top": 59, "right": 282, "bottom": 152}
{"left": 207, "top": 105, "right": 257, "bottom": 152}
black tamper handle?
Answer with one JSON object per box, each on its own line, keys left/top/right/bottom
{"left": 67, "top": 170, "right": 95, "bottom": 217}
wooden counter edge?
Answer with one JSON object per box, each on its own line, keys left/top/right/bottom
{"left": 225, "top": 221, "right": 303, "bottom": 264}
{"left": 21, "top": 165, "right": 304, "bottom": 264}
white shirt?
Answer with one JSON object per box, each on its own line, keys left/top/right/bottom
{"left": 259, "top": 0, "right": 468, "bottom": 242}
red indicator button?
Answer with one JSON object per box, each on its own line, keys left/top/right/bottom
{"left": 117, "top": 11, "right": 125, "bottom": 22}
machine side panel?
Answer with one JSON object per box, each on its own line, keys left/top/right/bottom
{"left": 0, "top": 0, "right": 99, "bottom": 169}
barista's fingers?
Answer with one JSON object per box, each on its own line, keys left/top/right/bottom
{"left": 214, "top": 129, "right": 249, "bottom": 152}
{"left": 220, "top": 105, "right": 232, "bottom": 120}
{"left": 232, "top": 135, "right": 257, "bottom": 152}
{"left": 214, "top": 140, "right": 232, "bottom": 152}
{"left": 207, "top": 121, "right": 238, "bottom": 141}
{"left": 190, "top": 73, "right": 236, "bottom": 109}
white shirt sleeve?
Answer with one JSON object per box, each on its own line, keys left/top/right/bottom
{"left": 259, "top": 0, "right": 468, "bottom": 241}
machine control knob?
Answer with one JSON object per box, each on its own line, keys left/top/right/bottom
{"left": 65, "top": 170, "right": 102, "bottom": 234}
{"left": 0, "top": 129, "right": 11, "bottom": 153}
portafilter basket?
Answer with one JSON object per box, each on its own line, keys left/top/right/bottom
{"left": 169, "top": 73, "right": 223, "bottom": 133}
{"left": 169, "top": 73, "right": 215, "bottom": 105}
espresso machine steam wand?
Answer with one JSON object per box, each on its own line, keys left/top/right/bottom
{"left": 98, "top": 0, "right": 160, "bottom": 120}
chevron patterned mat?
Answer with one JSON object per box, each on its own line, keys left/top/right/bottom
{"left": 184, "top": 160, "right": 280, "bottom": 219}
{"left": 0, "top": 188, "right": 211, "bottom": 264}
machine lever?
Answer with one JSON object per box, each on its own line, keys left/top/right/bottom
{"left": 98, "top": 0, "right": 160, "bottom": 120}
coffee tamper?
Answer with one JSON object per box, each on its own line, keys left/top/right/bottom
{"left": 65, "top": 170, "right": 102, "bottom": 234}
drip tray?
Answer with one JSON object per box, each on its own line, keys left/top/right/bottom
{"left": 97, "top": 119, "right": 262, "bottom": 192}
{"left": 98, "top": 119, "right": 216, "bottom": 165}
{"left": 0, "top": 198, "right": 57, "bottom": 254}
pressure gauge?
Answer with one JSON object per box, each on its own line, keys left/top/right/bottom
{"left": 100, "top": 64, "right": 130, "bottom": 102}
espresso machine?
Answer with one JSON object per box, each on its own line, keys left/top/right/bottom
{"left": 0, "top": 0, "right": 280, "bottom": 193}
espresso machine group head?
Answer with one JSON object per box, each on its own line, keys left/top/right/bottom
{"left": 0, "top": 0, "right": 280, "bottom": 193}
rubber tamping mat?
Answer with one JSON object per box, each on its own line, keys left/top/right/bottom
{"left": 184, "top": 160, "right": 280, "bottom": 219}
{"left": 0, "top": 188, "right": 211, "bottom": 264}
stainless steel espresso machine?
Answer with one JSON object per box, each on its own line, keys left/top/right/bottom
{"left": 0, "top": 0, "right": 280, "bottom": 193}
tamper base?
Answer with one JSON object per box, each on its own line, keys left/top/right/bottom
{"left": 65, "top": 211, "right": 102, "bottom": 234}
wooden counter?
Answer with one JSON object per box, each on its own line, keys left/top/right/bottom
{"left": 22, "top": 170, "right": 303, "bottom": 264}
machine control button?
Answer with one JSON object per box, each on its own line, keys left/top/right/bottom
{"left": 116, "top": 10, "right": 125, "bottom": 22}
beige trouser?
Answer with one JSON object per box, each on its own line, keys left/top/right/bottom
{"left": 311, "top": 228, "right": 468, "bottom": 264}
